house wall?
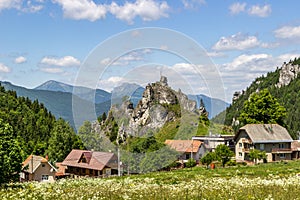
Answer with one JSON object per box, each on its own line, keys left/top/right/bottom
{"left": 235, "top": 130, "right": 250, "bottom": 161}
{"left": 236, "top": 130, "right": 292, "bottom": 162}
{"left": 33, "top": 163, "right": 56, "bottom": 182}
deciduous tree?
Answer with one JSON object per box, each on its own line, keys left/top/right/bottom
{"left": 239, "top": 89, "right": 286, "bottom": 126}
{"left": 0, "top": 120, "right": 22, "bottom": 184}
{"left": 215, "top": 144, "right": 234, "bottom": 167}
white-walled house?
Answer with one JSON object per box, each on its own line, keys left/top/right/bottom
{"left": 165, "top": 140, "right": 204, "bottom": 162}
{"left": 235, "top": 124, "right": 293, "bottom": 163}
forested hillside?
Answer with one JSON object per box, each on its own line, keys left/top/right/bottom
{"left": 213, "top": 58, "right": 300, "bottom": 139}
{"left": 0, "top": 84, "right": 84, "bottom": 162}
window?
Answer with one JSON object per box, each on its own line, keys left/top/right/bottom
{"left": 41, "top": 175, "right": 49, "bottom": 181}
{"left": 260, "top": 144, "right": 265, "bottom": 150}
{"left": 279, "top": 143, "right": 285, "bottom": 149}
{"left": 239, "top": 143, "right": 242, "bottom": 148}
{"left": 238, "top": 152, "right": 242, "bottom": 157}
{"left": 279, "top": 153, "right": 285, "bottom": 158}
{"left": 186, "top": 154, "right": 190, "bottom": 160}
{"left": 105, "top": 168, "right": 111, "bottom": 176}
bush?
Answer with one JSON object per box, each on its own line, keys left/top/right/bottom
{"left": 185, "top": 158, "right": 196, "bottom": 168}
{"left": 227, "top": 160, "right": 237, "bottom": 166}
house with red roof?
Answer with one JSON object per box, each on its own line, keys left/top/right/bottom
{"left": 165, "top": 140, "right": 204, "bottom": 162}
{"left": 60, "top": 149, "right": 118, "bottom": 178}
{"left": 20, "top": 155, "right": 57, "bottom": 182}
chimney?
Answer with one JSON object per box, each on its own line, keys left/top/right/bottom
{"left": 45, "top": 155, "right": 49, "bottom": 161}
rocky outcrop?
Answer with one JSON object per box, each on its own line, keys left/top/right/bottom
{"left": 276, "top": 62, "right": 300, "bottom": 88}
{"left": 110, "top": 76, "right": 199, "bottom": 136}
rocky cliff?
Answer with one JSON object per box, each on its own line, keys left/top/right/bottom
{"left": 105, "top": 76, "right": 201, "bottom": 138}
{"left": 276, "top": 62, "right": 300, "bottom": 88}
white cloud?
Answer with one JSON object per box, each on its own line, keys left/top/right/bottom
{"left": 40, "top": 56, "right": 80, "bottom": 67}
{"left": 172, "top": 63, "right": 198, "bottom": 75}
{"left": 0, "top": 0, "right": 44, "bottom": 13}
{"left": 53, "top": 0, "right": 106, "bottom": 21}
{"left": 40, "top": 67, "right": 64, "bottom": 74}
{"left": 182, "top": 0, "right": 205, "bottom": 9}
{"left": 207, "top": 51, "right": 226, "bottom": 57}
{"left": 97, "top": 76, "right": 126, "bottom": 92}
{"left": 274, "top": 25, "right": 300, "bottom": 39}
{"left": 109, "top": 0, "right": 169, "bottom": 24}
{"left": 212, "top": 33, "right": 260, "bottom": 51}
{"left": 229, "top": 2, "right": 246, "bottom": 15}
{"left": 277, "top": 53, "right": 300, "bottom": 63}
{"left": 53, "top": 0, "right": 169, "bottom": 23}
{"left": 0, "top": 63, "right": 11, "bottom": 73}
{"left": 222, "top": 54, "right": 272, "bottom": 71}
{"left": 248, "top": 4, "right": 271, "bottom": 17}
{"left": 15, "top": 56, "right": 27, "bottom": 64}
{"left": 0, "top": 0, "right": 21, "bottom": 12}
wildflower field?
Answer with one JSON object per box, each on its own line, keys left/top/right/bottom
{"left": 2, "top": 161, "right": 300, "bottom": 200}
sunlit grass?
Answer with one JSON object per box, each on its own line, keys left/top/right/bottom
{"left": 1, "top": 161, "right": 300, "bottom": 199}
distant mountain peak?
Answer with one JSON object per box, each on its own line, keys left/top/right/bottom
{"left": 35, "top": 80, "right": 73, "bottom": 93}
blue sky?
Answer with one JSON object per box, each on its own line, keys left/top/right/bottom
{"left": 1, "top": 0, "right": 300, "bottom": 102}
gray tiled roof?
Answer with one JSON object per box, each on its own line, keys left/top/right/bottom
{"left": 239, "top": 124, "right": 293, "bottom": 143}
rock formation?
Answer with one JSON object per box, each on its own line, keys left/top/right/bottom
{"left": 276, "top": 62, "right": 300, "bottom": 88}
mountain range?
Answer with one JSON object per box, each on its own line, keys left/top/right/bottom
{"left": 0, "top": 80, "right": 229, "bottom": 130}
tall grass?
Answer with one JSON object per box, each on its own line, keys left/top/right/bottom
{"left": 2, "top": 161, "right": 300, "bottom": 200}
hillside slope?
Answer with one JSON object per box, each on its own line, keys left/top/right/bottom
{"left": 213, "top": 58, "right": 300, "bottom": 139}
{"left": 0, "top": 81, "right": 110, "bottom": 129}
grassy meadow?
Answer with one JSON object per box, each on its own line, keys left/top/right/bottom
{"left": 2, "top": 161, "right": 300, "bottom": 200}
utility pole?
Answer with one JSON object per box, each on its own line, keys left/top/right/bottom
{"left": 117, "top": 147, "right": 120, "bottom": 176}
{"left": 190, "top": 139, "right": 193, "bottom": 160}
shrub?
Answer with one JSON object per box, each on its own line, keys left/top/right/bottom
{"left": 185, "top": 158, "right": 196, "bottom": 168}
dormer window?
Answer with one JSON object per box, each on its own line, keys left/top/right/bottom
{"left": 79, "top": 152, "right": 92, "bottom": 163}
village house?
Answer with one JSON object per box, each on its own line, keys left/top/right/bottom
{"left": 292, "top": 140, "right": 300, "bottom": 159}
{"left": 192, "top": 134, "right": 235, "bottom": 153}
{"left": 61, "top": 149, "right": 118, "bottom": 178}
{"left": 20, "top": 155, "right": 57, "bottom": 182}
{"left": 165, "top": 140, "right": 204, "bottom": 163}
{"left": 235, "top": 124, "right": 293, "bottom": 163}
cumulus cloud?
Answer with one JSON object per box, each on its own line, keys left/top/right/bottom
{"left": 229, "top": 2, "right": 246, "bottom": 15}
{"left": 97, "top": 76, "right": 126, "bottom": 92}
{"left": 248, "top": 4, "right": 271, "bottom": 17}
{"left": 274, "top": 25, "right": 300, "bottom": 39}
{"left": 0, "top": 0, "right": 44, "bottom": 13}
{"left": 0, "top": 0, "right": 21, "bottom": 12}
{"left": 0, "top": 63, "right": 11, "bottom": 73}
{"left": 15, "top": 56, "right": 27, "bottom": 64}
{"left": 182, "top": 0, "right": 205, "bottom": 10}
{"left": 40, "top": 56, "right": 80, "bottom": 67}
{"left": 221, "top": 54, "right": 272, "bottom": 71}
{"left": 229, "top": 3, "right": 271, "bottom": 18}
{"left": 53, "top": 0, "right": 169, "bottom": 23}
{"left": 53, "top": 0, "right": 106, "bottom": 21}
{"left": 109, "top": 0, "right": 169, "bottom": 24}
{"left": 212, "top": 33, "right": 261, "bottom": 51}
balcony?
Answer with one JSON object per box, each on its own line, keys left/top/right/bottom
{"left": 242, "top": 139, "right": 252, "bottom": 144}
{"left": 242, "top": 147, "right": 254, "bottom": 153}
{"left": 271, "top": 148, "right": 293, "bottom": 154}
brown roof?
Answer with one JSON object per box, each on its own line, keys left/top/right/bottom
{"left": 165, "top": 140, "right": 202, "bottom": 153}
{"left": 292, "top": 140, "right": 300, "bottom": 151}
{"left": 237, "top": 124, "right": 293, "bottom": 143}
{"left": 22, "top": 155, "right": 56, "bottom": 173}
{"left": 61, "top": 149, "right": 117, "bottom": 171}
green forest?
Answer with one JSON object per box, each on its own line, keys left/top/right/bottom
{"left": 213, "top": 57, "right": 300, "bottom": 139}
{"left": 0, "top": 84, "right": 84, "bottom": 163}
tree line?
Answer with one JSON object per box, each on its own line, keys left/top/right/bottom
{"left": 0, "top": 84, "right": 84, "bottom": 184}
